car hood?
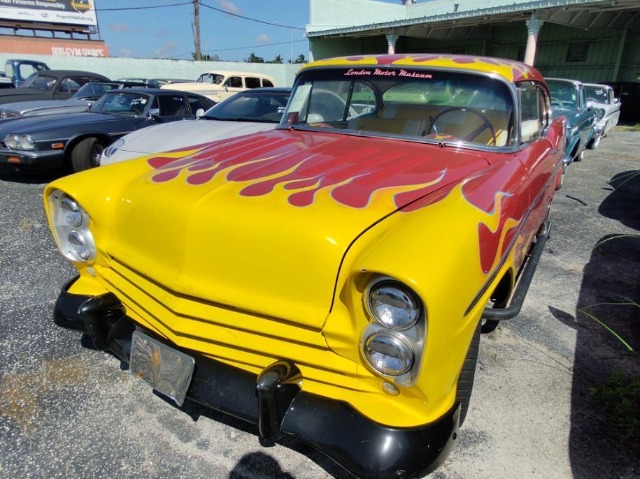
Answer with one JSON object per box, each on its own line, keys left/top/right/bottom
{"left": 101, "top": 119, "right": 278, "bottom": 164}
{"left": 0, "top": 99, "right": 85, "bottom": 114}
{"left": 0, "top": 111, "right": 131, "bottom": 134}
{"left": 80, "top": 130, "right": 491, "bottom": 328}
{"left": 0, "top": 87, "right": 42, "bottom": 97}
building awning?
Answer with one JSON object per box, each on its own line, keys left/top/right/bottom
{"left": 307, "top": 0, "right": 640, "bottom": 40}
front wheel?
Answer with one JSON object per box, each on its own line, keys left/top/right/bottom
{"left": 70, "top": 137, "right": 105, "bottom": 172}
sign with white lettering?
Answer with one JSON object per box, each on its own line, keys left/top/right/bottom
{"left": 0, "top": 0, "right": 97, "bottom": 27}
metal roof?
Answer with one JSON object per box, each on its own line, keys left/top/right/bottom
{"left": 307, "top": 0, "right": 640, "bottom": 40}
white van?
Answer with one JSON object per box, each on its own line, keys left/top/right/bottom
{"left": 162, "top": 70, "right": 276, "bottom": 103}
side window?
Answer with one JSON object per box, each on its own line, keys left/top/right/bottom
{"left": 262, "top": 79, "right": 274, "bottom": 87}
{"left": 245, "top": 77, "right": 261, "bottom": 89}
{"left": 225, "top": 77, "right": 243, "bottom": 88}
{"left": 187, "top": 96, "right": 210, "bottom": 113}
{"left": 157, "top": 95, "right": 189, "bottom": 116}
{"left": 351, "top": 82, "right": 377, "bottom": 116}
{"left": 520, "top": 84, "right": 545, "bottom": 143}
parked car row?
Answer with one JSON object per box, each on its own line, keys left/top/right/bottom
{"left": 546, "top": 77, "right": 622, "bottom": 162}
{"left": 0, "top": 67, "right": 290, "bottom": 174}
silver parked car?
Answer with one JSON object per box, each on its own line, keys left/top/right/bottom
{"left": 100, "top": 87, "right": 291, "bottom": 165}
{"left": 584, "top": 82, "right": 621, "bottom": 149}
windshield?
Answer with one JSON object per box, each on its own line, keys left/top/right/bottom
{"left": 547, "top": 80, "right": 578, "bottom": 109}
{"left": 196, "top": 73, "right": 225, "bottom": 84}
{"left": 280, "top": 68, "right": 514, "bottom": 148}
{"left": 204, "top": 90, "right": 290, "bottom": 122}
{"left": 73, "top": 82, "right": 119, "bottom": 99}
{"left": 90, "top": 91, "right": 151, "bottom": 115}
{"left": 21, "top": 74, "right": 57, "bottom": 91}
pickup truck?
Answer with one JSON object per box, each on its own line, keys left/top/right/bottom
{"left": 0, "top": 59, "right": 50, "bottom": 89}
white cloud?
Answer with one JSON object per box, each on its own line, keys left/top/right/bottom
{"left": 218, "top": 0, "right": 240, "bottom": 14}
{"left": 111, "top": 22, "right": 132, "bottom": 33}
{"left": 255, "top": 33, "right": 272, "bottom": 44}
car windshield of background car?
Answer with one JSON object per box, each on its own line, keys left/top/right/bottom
{"left": 196, "top": 73, "right": 225, "bottom": 84}
{"left": 90, "top": 92, "right": 150, "bottom": 115}
{"left": 280, "top": 68, "right": 514, "bottom": 148}
{"left": 547, "top": 81, "right": 578, "bottom": 109}
{"left": 204, "top": 91, "right": 290, "bottom": 122}
{"left": 74, "top": 82, "right": 118, "bottom": 99}
{"left": 21, "top": 74, "right": 57, "bottom": 91}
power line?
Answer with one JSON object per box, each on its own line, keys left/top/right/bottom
{"left": 95, "top": 2, "right": 191, "bottom": 11}
{"left": 95, "top": 1, "right": 305, "bottom": 30}
{"left": 200, "top": 1, "right": 305, "bottom": 30}
{"left": 172, "top": 38, "right": 307, "bottom": 59}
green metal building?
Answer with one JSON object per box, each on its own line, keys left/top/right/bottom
{"left": 307, "top": 0, "right": 640, "bottom": 83}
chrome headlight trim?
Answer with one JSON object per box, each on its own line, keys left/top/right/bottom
{"left": 366, "top": 279, "right": 421, "bottom": 330}
{"left": 48, "top": 190, "right": 96, "bottom": 263}
{"left": 361, "top": 276, "right": 427, "bottom": 387}
{"left": 363, "top": 331, "right": 414, "bottom": 377}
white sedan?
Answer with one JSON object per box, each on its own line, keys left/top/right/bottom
{"left": 584, "top": 82, "right": 621, "bottom": 149}
{"left": 100, "top": 87, "right": 291, "bottom": 165}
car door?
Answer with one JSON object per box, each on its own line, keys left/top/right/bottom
{"left": 515, "top": 81, "right": 564, "bottom": 233}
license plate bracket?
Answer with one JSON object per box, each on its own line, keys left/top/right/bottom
{"left": 129, "top": 330, "right": 195, "bottom": 407}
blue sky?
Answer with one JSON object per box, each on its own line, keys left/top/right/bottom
{"left": 95, "top": 0, "right": 310, "bottom": 62}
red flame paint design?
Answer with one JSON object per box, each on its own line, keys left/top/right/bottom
{"left": 148, "top": 135, "right": 448, "bottom": 209}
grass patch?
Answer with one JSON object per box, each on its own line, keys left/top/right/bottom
{"left": 590, "top": 371, "right": 640, "bottom": 443}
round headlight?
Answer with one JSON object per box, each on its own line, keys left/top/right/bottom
{"left": 59, "top": 196, "right": 83, "bottom": 227}
{"left": 367, "top": 280, "right": 421, "bottom": 330}
{"left": 363, "top": 332, "right": 414, "bottom": 376}
{"left": 49, "top": 190, "right": 96, "bottom": 263}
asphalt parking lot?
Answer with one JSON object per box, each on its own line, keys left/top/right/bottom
{"left": 1, "top": 130, "right": 639, "bottom": 479}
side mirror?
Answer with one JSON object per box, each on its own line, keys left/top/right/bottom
{"left": 613, "top": 97, "right": 620, "bottom": 104}
{"left": 195, "top": 108, "right": 205, "bottom": 118}
{"left": 149, "top": 107, "right": 160, "bottom": 117}
{"left": 586, "top": 100, "right": 594, "bottom": 110}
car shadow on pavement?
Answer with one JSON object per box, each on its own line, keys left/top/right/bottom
{"left": 567, "top": 170, "right": 640, "bottom": 477}
{"left": 0, "top": 168, "right": 65, "bottom": 185}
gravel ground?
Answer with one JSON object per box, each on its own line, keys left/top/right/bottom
{"left": 1, "top": 130, "right": 639, "bottom": 479}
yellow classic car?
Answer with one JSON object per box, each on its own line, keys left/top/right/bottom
{"left": 45, "top": 54, "right": 566, "bottom": 478}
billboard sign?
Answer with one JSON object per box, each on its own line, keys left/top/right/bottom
{"left": 0, "top": 0, "right": 97, "bottom": 27}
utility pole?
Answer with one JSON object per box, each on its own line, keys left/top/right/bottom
{"left": 193, "top": 0, "right": 201, "bottom": 61}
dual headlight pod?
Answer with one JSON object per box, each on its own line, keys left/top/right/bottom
{"left": 361, "top": 279, "right": 425, "bottom": 386}
{"left": 48, "top": 190, "right": 96, "bottom": 263}
{"left": 5, "top": 134, "right": 35, "bottom": 150}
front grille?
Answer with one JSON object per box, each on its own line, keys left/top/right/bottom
{"left": 98, "top": 257, "right": 361, "bottom": 389}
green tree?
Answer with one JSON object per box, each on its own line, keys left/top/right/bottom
{"left": 290, "top": 54, "right": 307, "bottom": 64}
{"left": 272, "top": 54, "right": 284, "bottom": 64}
{"left": 195, "top": 53, "right": 220, "bottom": 61}
{"left": 246, "top": 52, "right": 265, "bottom": 63}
